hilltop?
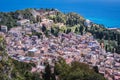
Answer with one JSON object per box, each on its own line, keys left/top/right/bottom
{"left": 0, "top": 8, "right": 120, "bottom": 80}
{"left": 0, "top": 8, "right": 119, "bottom": 54}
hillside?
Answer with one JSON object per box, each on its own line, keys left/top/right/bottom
{"left": 0, "top": 35, "right": 41, "bottom": 80}
{"left": 0, "top": 35, "right": 106, "bottom": 80}
{"left": 0, "top": 8, "right": 120, "bottom": 80}
{"left": 0, "top": 8, "right": 120, "bottom": 54}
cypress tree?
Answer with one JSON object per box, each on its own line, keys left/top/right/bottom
{"left": 41, "top": 25, "right": 46, "bottom": 32}
{"left": 44, "top": 64, "right": 51, "bottom": 80}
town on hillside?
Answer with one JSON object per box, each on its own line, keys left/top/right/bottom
{"left": 0, "top": 9, "right": 120, "bottom": 80}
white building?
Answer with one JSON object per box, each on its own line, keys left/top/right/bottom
{"left": 17, "top": 19, "right": 30, "bottom": 26}
{"left": 0, "top": 25, "right": 8, "bottom": 32}
{"left": 31, "top": 9, "right": 40, "bottom": 18}
{"left": 84, "top": 19, "right": 92, "bottom": 27}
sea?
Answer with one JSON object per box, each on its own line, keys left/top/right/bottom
{"left": 0, "top": 0, "right": 120, "bottom": 28}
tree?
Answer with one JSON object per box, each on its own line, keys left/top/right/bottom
{"left": 41, "top": 25, "right": 46, "bottom": 32}
{"left": 44, "top": 30, "right": 50, "bottom": 37}
{"left": 51, "top": 73, "right": 56, "bottom": 80}
{"left": 85, "top": 26, "right": 88, "bottom": 32}
{"left": 36, "top": 15, "right": 41, "bottom": 22}
{"left": 44, "top": 64, "right": 51, "bottom": 80}
{"left": 116, "top": 45, "right": 120, "bottom": 54}
{"left": 54, "top": 59, "right": 106, "bottom": 80}
{"left": 105, "top": 45, "right": 108, "bottom": 52}
{"left": 117, "top": 34, "right": 120, "bottom": 46}
{"left": 51, "top": 27, "right": 54, "bottom": 34}
{"left": 75, "top": 27, "right": 79, "bottom": 34}
{"left": 93, "top": 66, "right": 99, "bottom": 73}
{"left": 66, "top": 28, "right": 71, "bottom": 34}
{"left": 79, "top": 25, "right": 84, "bottom": 35}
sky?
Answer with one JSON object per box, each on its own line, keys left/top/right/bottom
{"left": 0, "top": 0, "right": 120, "bottom": 27}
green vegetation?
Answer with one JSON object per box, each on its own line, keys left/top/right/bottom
{"left": 0, "top": 34, "right": 106, "bottom": 80}
{"left": 0, "top": 36, "right": 42, "bottom": 80}
{"left": 0, "top": 8, "right": 120, "bottom": 79}
{"left": 47, "top": 10, "right": 120, "bottom": 54}
{"left": 88, "top": 25, "right": 120, "bottom": 53}
{"left": 42, "top": 58, "right": 106, "bottom": 80}
{"left": 0, "top": 8, "right": 120, "bottom": 53}
{"left": 0, "top": 8, "right": 34, "bottom": 30}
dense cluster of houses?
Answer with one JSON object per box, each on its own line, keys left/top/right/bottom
{"left": 0, "top": 10, "right": 120, "bottom": 80}
{"left": 4, "top": 23, "right": 120, "bottom": 80}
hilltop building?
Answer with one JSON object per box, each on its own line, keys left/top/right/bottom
{"left": 31, "top": 9, "right": 40, "bottom": 18}
{"left": 0, "top": 25, "right": 8, "bottom": 33}
{"left": 84, "top": 19, "right": 92, "bottom": 27}
{"left": 17, "top": 19, "right": 30, "bottom": 26}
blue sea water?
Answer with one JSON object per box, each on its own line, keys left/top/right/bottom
{"left": 0, "top": 0, "right": 120, "bottom": 28}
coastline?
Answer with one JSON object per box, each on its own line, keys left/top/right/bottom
{"left": 86, "top": 17, "right": 120, "bottom": 28}
{"left": 0, "top": 8, "right": 120, "bottom": 28}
